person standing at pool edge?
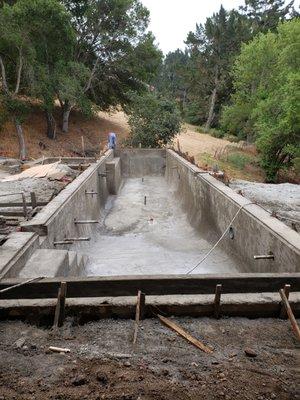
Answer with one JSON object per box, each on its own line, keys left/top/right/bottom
{"left": 108, "top": 132, "right": 117, "bottom": 149}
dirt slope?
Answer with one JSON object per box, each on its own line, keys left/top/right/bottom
{"left": 0, "top": 106, "right": 130, "bottom": 160}
{"left": 176, "top": 124, "right": 239, "bottom": 156}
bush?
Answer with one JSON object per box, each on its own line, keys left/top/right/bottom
{"left": 221, "top": 20, "right": 300, "bottom": 182}
{"left": 197, "top": 126, "right": 224, "bottom": 138}
{"left": 126, "top": 92, "right": 181, "bottom": 148}
{"left": 227, "top": 152, "right": 254, "bottom": 170}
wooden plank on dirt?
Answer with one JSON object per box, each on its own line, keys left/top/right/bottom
{"left": 279, "top": 284, "right": 291, "bottom": 319}
{"left": 0, "top": 274, "right": 300, "bottom": 300}
{"left": 214, "top": 284, "right": 222, "bottom": 319}
{"left": 158, "top": 314, "right": 213, "bottom": 354}
{"left": 53, "top": 282, "right": 67, "bottom": 328}
{"left": 279, "top": 289, "right": 300, "bottom": 341}
{"left": 133, "top": 290, "right": 145, "bottom": 345}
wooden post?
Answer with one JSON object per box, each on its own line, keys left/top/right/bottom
{"left": 214, "top": 284, "right": 222, "bottom": 319}
{"left": 279, "top": 284, "right": 291, "bottom": 319}
{"left": 133, "top": 290, "right": 145, "bottom": 345}
{"left": 279, "top": 288, "right": 300, "bottom": 341}
{"left": 30, "top": 192, "right": 37, "bottom": 209}
{"left": 21, "top": 193, "right": 28, "bottom": 219}
{"left": 81, "top": 136, "right": 85, "bottom": 157}
{"left": 53, "top": 282, "right": 67, "bottom": 329}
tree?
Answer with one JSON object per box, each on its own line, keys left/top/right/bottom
{"left": 240, "top": 0, "right": 296, "bottom": 34}
{"left": 156, "top": 50, "right": 189, "bottom": 115}
{"left": 185, "top": 6, "right": 250, "bottom": 128}
{"left": 60, "top": 0, "right": 162, "bottom": 132}
{"left": 22, "top": 0, "right": 77, "bottom": 139}
{"left": 126, "top": 91, "right": 181, "bottom": 148}
{"left": 0, "top": 1, "right": 34, "bottom": 159}
{"left": 221, "top": 20, "right": 300, "bottom": 182}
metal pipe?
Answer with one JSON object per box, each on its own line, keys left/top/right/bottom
{"left": 54, "top": 241, "right": 74, "bottom": 245}
{"left": 74, "top": 219, "right": 99, "bottom": 224}
{"left": 64, "top": 237, "right": 90, "bottom": 242}
{"left": 85, "top": 190, "right": 98, "bottom": 195}
{"left": 254, "top": 254, "right": 275, "bottom": 260}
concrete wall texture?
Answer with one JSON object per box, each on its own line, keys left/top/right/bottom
{"left": 165, "top": 150, "right": 300, "bottom": 273}
{"left": 1, "top": 148, "right": 299, "bottom": 278}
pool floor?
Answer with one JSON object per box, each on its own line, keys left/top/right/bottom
{"left": 78, "top": 177, "right": 240, "bottom": 276}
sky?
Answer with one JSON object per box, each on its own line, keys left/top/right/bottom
{"left": 140, "top": 0, "right": 299, "bottom": 54}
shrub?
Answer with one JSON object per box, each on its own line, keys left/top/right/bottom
{"left": 126, "top": 92, "right": 181, "bottom": 148}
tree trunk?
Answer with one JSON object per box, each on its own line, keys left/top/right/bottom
{"left": 14, "top": 118, "right": 26, "bottom": 160}
{"left": 45, "top": 111, "right": 56, "bottom": 139}
{"left": 205, "top": 68, "right": 219, "bottom": 130}
{"left": 62, "top": 101, "right": 72, "bottom": 133}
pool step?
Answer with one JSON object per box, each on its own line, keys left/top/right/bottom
{"left": 19, "top": 249, "right": 69, "bottom": 278}
{"left": 18, "top": 249, "right": 89, "bottom": 278}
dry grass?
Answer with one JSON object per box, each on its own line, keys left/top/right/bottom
{"left": 175, "top": 123, "right": 265, "bottom": 182}
{"left": 0, "top": 104, "right": 130, "bottom": 160}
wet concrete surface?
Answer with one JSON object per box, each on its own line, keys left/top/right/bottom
{"left": 78, "top": 177, "right": 239, "bottom": 276}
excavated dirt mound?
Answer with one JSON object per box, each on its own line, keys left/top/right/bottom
{"left": 0, "top": 317, "right": 299, "bottom": 399}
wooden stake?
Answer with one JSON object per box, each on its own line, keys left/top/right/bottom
{"left": 81, "top": 136, "right": 85, "bottom": 157}
{"left": 158, "top": 314, "right": 213, "bottom": 354}
{"left": 133, "top": 290, "right": 145, "bottom": 345}
{"left": 214, "top": 284, "right": 222, "bottom": 319}
{"left": 21, "top": 193, "right": 28, "bottom": 219}
{"left": 279, "top": 288, "right": 300, "bottom": 341}
{"left": 53, "top": 282, "right": 67, "bottom": 329}
{"left": 279, "top": 284, "right": 291, "bottom": 319}
{"left": 30, "top": 192, "right": 37, "bottom": 209}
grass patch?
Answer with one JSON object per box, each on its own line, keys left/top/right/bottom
{"left": 196, "top": 126, "right": 224, "bottom": 138}
{"left": 226, "top": 152, "right": 255, "bottom": 170}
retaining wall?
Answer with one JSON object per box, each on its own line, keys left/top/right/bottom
{"left": 166, "top": 149, "right": 300, "bottom": 273}
{"left": 116, "top": 149, "right": 166, "bottom": 177}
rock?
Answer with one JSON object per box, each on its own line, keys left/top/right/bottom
{"left": 14, "top": 338, "right": 26, "bottom": 348}
{"left": 212, "top": 360, "right": 220, "bottom": 365}
{"left": 96, "top": 371, "right": 108, "bottom": 386}
{"left": 244, "top": 348, "right": 258, "bottom": 358}
{"left": 123, "top": 361, "right": 131, "bottom": 367}
{"left": 72, "top": 375, "right": 87, "bottom": 386}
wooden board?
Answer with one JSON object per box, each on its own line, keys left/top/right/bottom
{"left": 0, "top": 274, "right": 299, "bottom": 300}
{"left": 158, "top": 315, "right": 213, "bottom": 353}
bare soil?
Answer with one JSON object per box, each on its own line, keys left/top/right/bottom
{"left": 0, "top": 317, "right": 299, "bottom": 399}
{"left": 0, "top": 105, "right": 130, "bottom": 160}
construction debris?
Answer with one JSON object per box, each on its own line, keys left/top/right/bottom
{"left": 1, "top": 162, "right": 77, "bottom": 182}
{"left": 49, "top": 346, "right": 70, "bottom": 353}
{"left": 279, "top": 288, "right": 300, "bottom": 341}
{"left": 158, "top": 315, "right": 213, "bottom": 354}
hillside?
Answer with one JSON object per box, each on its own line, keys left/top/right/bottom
{"left": 0, "top": 105, "right": 130, "bottom": 160}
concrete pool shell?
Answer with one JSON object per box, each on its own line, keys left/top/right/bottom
{"left": 0, "top": 149, "right": 300, "bottom": 319}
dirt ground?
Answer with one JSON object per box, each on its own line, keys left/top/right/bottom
{"left": 0, "top": 317, "right": 299, "bottom": 400}
{"left": 0, "top": 106, "right": 130, "bottom": 160}
{"left": 176, "top": 124, "right": 239, "bottom": 157}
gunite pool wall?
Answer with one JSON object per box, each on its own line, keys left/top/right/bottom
{"left": 1, "top": 148, "right": 299, "bottom": 279}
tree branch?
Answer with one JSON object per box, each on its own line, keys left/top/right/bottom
{"left": 84, "top": 56, "right": 100, "bottom": 92}
{"left": 14, "top": 48, "right": 23, "bottom": 95}
{"left": 0, "top": 55, "right": 10, "bottom": 95}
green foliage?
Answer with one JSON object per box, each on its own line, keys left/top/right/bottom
{"left": 126, "top": 92, "right": 181, "bottom": 148}
{"left": 240, "top": 0, "right": 296, "bottom": 34}
{"left": 197, "top": 126, "right": 224, "bottom": 138}
{"left": 63, "top": 0, "right": 162, "bottom": 110}
{"left": 226, "top": 152, "right": 254, "bottom": 169}
{"left": 221, "top": 19, "right": 300, "bottom": 182}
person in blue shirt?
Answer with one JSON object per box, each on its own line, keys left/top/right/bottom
{"left": 108, "top": 132, "right": 117, "bottom": 149}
